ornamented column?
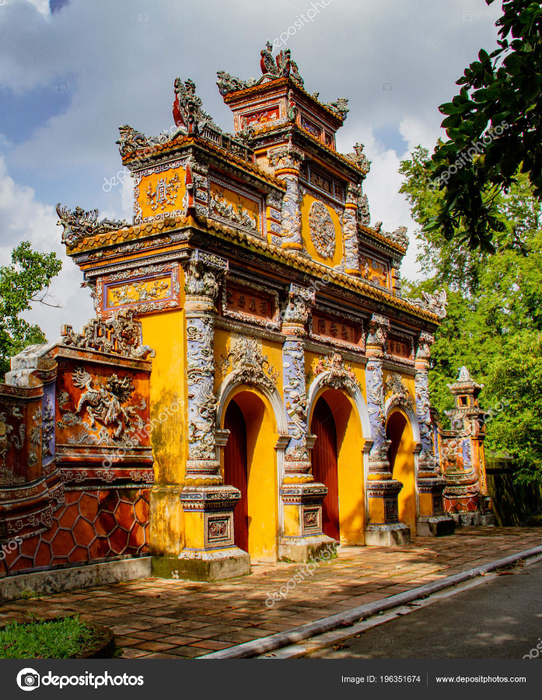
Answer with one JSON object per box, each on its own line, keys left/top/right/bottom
{"left": 268, "top": 146, "right": 304, "bottom": 251}
{"left": 280, "top": 284, "right": 336, "bottom": 562}
{"left": 415, "top": 332, "right": 455, "bottom": 536}
{"left": 442, "top": 366, "right": 493, "bottom": 526}
{"left": 173, "top": 249, "right": 250, "bottom": 581}
{"left": 343, "top": 184, "right": 360, "bottom": 275}
{"left": 184, "top": 250, "right": 226, "bottom": 483}
{"left": 365, "top": 313, "right": 410, "bottom": 546}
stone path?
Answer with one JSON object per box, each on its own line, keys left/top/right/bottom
{"left": 1, "top": 527, "right": 540, "bottom": 659}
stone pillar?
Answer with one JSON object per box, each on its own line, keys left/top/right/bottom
{"left": 268, "top": 146, "right": 304, "bottom": 251}
{"left": 365, "top": 314, "right": 410, "bottom": 545}
{"left": 391, "top": 258, "right": 402, "bottom": 296}
{"left": 279, "top": 284, "right": 337, "bottom": 562}
{"left": 160, "top": 249, "right": 250, "bottom": 581}
{"left": 415, "top": 332, "right": 455, "bottom": 536}
{"left": 343, "top": 184, "right": 360, "bottom": 275}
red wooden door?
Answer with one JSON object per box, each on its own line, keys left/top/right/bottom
{"left": 224, "top": 400, "right": 249, "bottom": 552}
{"left": 311, "top": 397, "right": 340, "bottom": 540}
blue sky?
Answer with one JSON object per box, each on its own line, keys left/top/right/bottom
{"left": 0, "top": 0, "right": 502, "bottom": 340}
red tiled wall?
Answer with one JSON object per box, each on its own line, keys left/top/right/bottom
{"left": 0, "top": 488, "right": 150, "bottom": 576}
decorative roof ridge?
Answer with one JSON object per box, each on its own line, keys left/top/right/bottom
{"left": 120, "top": 133, "right": 285, "bottom": 189}
{"left": 358, "top": 223, "right": 408, "bottom": 254}
{"left": 198, "top": 215, "right": 439, "bottom": 322}
{"left": 218, "top": 42, "right": 348, "bottom": 123}
{"left": 247, "top": 121, "right": 370, "bottom": 176}
{"left": 65, "top": 214, "right": 191, "bottom": 253}
{"left": 63, "top": 209, "right": 438, "bottom": 321}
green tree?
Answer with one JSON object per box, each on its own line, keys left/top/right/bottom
{"left": 428, "top": 0, "right": 542, "bottom": 251}
{"left": 0, "top": 242, "right": 62, "bottom": 375}
{"left": 400, "top": 146, "right": 542, "bottom": 482}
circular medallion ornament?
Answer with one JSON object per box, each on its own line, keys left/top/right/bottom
{"left": 308, "top": 201, "right": 336, "bottom": 259}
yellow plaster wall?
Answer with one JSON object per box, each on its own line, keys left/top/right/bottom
{"left": 300, "top": 194, "right": 343, "bottom": 268}
{"left": 387, "top": 407, "right": 417, "bottom": 534}
{"left": 221, "top": 387, "right": 279, "bottom": 562}
{"left": 137, "top": 164, "right": 186, "bottom": 221}
{"left": 139, "top": 305, "right": 187, "bottom": 555}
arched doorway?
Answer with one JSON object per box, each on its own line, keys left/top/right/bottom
{"left": 224, "top": 399, "right": 248, "bottom": 552}
{"left": 311, "top": 396, "right": 340, "bottom": 540}
{"left": 387, "top": 409, "right": 417, "bottom": 533}
{"left": 221, "top": 389, "right": 279, "bottom": 561}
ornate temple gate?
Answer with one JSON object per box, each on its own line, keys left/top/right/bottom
{"left": 0, "top": 43, "right": 487, "bottom": 586}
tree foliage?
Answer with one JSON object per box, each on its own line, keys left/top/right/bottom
{"left": 0, "top": 242, "right": 62, "bottom": 375}
{"left": 400, "top": 146, "right": 542, "bottom": 482}
{"left": 427, "top": 0, "right": 542, "bottom": 251}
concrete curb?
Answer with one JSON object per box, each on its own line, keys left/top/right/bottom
{"left": 199, "top": 544, "right": 542, "bottom": 659}
{"left": 0, "top": 557, "right": 152, "bottom": 601}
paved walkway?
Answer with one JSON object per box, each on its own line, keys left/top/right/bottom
{"left": 1, "top": 528, "right": 540, "bottom": 659}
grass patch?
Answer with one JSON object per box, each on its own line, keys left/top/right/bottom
{"left": 0, "top": 616, "right": 100, "bottom": 659}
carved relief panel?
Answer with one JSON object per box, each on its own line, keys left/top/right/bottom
{"left": 133, "top": 160, "right": 186, "bottom": 224}
{"left": 97, "top": 263, "right": 181, "bottom": 317}
{"left": 209, "top": 177, "right": 263, "bottom": 237}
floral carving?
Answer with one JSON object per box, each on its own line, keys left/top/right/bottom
{"left": 366, "top": 359, "right": 390, "bottom": 467}
{"left": 108, "top": 278, "right": 171, "bottom": 307}
{"left": 145, "top": 173, "right": 181, "bottom": 212}
{"left": 313, "top": 351, "right": 358, "bottom": 394}
{"left": 42, "top": 395, "right": 55, "bottom": 461}
{"left": 309, "top": 201, "right": 336, "bottom": 259}
{"left": 282, "top": 284, "right": 315, "bottom": 327}
{"left": 385, "top": 373, "right": 415, "bottom": 413}
{"left": 186, "top": 312, "right": 218, "bottom": 462}
{"left": 220, "top": 338, "right": 279, "bottom": 394}
{"left": 184, "top": 260, "right": 220, "bottom": 300}
{"left": 0, "top": 408, "right": 25, "bottom": 485}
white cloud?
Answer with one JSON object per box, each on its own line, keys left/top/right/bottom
{"left": 0, "top": 0, "right": 504, "bottom": 323}
{"left": 0, "top": 156, "right": 94, "bottom": 343}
